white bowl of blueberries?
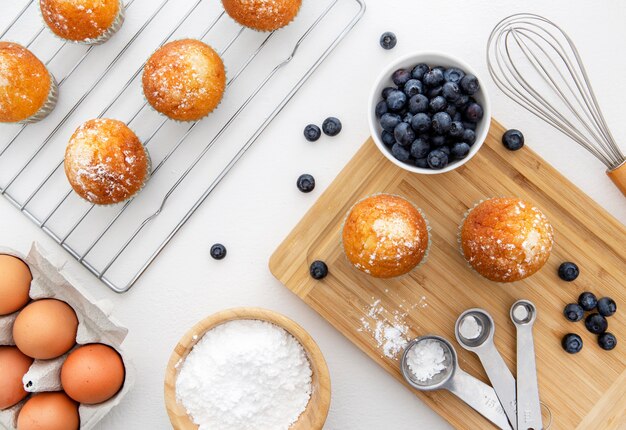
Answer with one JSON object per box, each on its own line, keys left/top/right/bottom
{"left": 369, "top": 52, "right": 491, "bottom": 173}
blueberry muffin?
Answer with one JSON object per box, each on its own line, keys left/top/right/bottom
{"left": 460, "top": 197, "right": 554, "bottom": 282}
{"left": 222, "top": 0, "right": 302, "bottom": 31}
{"left": 342, "top": 194, "right": 430, "bottom": 278}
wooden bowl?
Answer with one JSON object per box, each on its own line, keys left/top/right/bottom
{"left": 164, "top": 307, "right": 331, "bottom": 430}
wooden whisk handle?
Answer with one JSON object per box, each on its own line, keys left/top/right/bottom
{"left": 607, "top": 161, "right": 626, "bottom": 197}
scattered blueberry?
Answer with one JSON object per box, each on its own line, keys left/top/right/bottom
{"left": 429, "top": 96, "right": 447, "bottom": 113}
{"left": 585, "top": 313, "right": 608, "bottom": 335}
{"left": 443, "top": 67, "right": 465, "bottom": 84}
{"left": 597, "top": 297, "right": 616, "bottom": 317}
{"left": 427, "top": 149, "right": 449, "bottom": 169}
{"left": 409, "top": 94, "right": 429, "bottom": 114}
{"left": 598, "top": 332, "right": 617, "bottom": 351}
{"left": 563, "top": 303, "right": 584, "bottom": 322}
{"left": 386, "top": 90, "right": 407, "bottom": 111}
{"left": 304, "top": 124, "right": 321, "bottom": 142}
{"left": 432, "top": 112, "right": 452, "bottom": 134}
{"left": 382, "top": 87, "right": 395, "bottom": 99}
{"left": 579, "top": 292, "right": 597, "bottom": 312}
{"left": 410, "top": 139, "right": 430, "bottom": 159}
{"left": 463, "top": 129, "right": 476, "bottom": 144}
{"left": 297, "top": 174, "right": 315, "bottom": 193}
{"left": 442, "top": 82, "right": 461, "bottom": 101}
{"left": 410, "top": 113, "right": 431, "bottom": 133}
{"left": 375, "top": 101, "right": 388, "bottom": 118}
{"left": 450, "top": 142, "right": 470, "bottom": 159}
{"left": 379, "top": 32, "right": 397, "bottom": 50}
{"left": 502, "top": 129, "right": 525, "bottom": 151}
{"left": 322, "top": 117, "right": 342, "bottom": 136}
{"left": 394, "top": 122, "right": 415, "bottom": 147}
{"left": 423, "top": 68, "right": 444, "bottom": 87}
{"left": 464, "top": 102, "right": 484, "bottom": 122}
{"left": 404, "top": 79, "right": 423, "bottom": 97}
{"left": 381, "top": 130, "right": 395, "bottom": 146}
{"left": 558, "top": 262, "right": 579, "bottom": 281}
{"left": 562, "top": 333, "right": 583, "bottom": 354}
{"left": 210, "top": 243, "right": 227, "bottom": 260}
{"left": 380, "top": 113, "right": 402, "bottom": 132}
{"left": 391, "top": 143, "right": 410, "bottom": 162}
{"left": 460, "top": 74, "right": 480, "bottom": 95}
{"left": 392, "top": 68, "right": 411, "bottom": 87}
{"left": 310, "top": 260, "right": 329, "bottom": 279}
{"left": 411, "top": 63, "right": 429, "bottom": 80}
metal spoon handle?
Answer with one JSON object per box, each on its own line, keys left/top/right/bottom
{"left": 448, "top": 368, "right": 513, "bottom": 430}
{"left": 515, "top": 322, "right": 543, "bottom": 430}
{"left": 475, "top": 345, "right": 518, "bottom": 430}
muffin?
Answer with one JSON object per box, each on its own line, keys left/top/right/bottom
{"left": 40, "top": 0, "right": 125, "bottom": 44}
{"left": 342, "top": 194, "right": 430, "bottom": 278}
{"left": 142, "top": 39, "right": 226, "bottom": 122}
{"left": 460, "top": 197, "right": 554, "bottom": 282}
{"left": 0, "top": 42, "right": 58, "bottom": 124}
{"left": 222, "top": 0, "right": 302, "bottom": 31}
{"left": 64, "top": 118, "right": 150, "bottom": 205}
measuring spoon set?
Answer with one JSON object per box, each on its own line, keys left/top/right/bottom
{"left": 400, "top": 300, "right": 544, "bottom": 430}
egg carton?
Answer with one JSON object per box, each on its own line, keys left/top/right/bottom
{"left": 0, "top": 243, "right": 135, "bottom": 430}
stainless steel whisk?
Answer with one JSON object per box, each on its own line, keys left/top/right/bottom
{"left": 487, "top": 13, "right": 626, "bottom": 196}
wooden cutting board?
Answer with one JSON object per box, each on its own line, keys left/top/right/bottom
{"left": 269, "top": 120, "right": 626, "bottom": 430}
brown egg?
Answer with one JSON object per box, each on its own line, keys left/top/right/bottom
{"left": 13, "top": 299, "right": 78, "bottom": 360}
{"left": 0, "top": 254, "right": 32, "bottom": 315}
{"left": 17, "top": 392, "right": 79, "bottom": 430}
{"left": 0, "top": 346, "right": 33, "bottom": 409}
{"left": 61, "top": 344, "right": 125, "bottom": 404}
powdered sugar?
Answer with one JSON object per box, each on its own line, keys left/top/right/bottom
{"left": 176, "top": 320, "right": 312, "bottom": 430}
{"left": 406, "top": 339, "right": 447, "bottom": 382}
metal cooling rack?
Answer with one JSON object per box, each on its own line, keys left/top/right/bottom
{"left": 0, "top": 0, "right": 366, "bottom": 292}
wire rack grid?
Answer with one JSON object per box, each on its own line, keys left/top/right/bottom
{"left": 0, "top": 0, "right": 366, "bottom": 292}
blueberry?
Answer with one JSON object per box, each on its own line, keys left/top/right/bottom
{"left": 322, "top": 117, "right": 342, "bottom": 136}
{"left": 379, "top": 32, "right": 397, "bottom": 50}
{"left": 442, "top": 82, "right": 461, "bottom": 101}
{"left": 597, "top": 297, "right": 617, "bottom": 317}
{"left": 502, "top": 129, "right": 524, "bottom": 151}
{"left": 403, "top": 113, "right": 413, "bottom": 124}
{"left": 210, "top": 243, "right": 227, "bottom": 260}
{"left": 460, "top": 74, "right": 480, "bottom": 95}
{"left": 598, "top": 332, "right": 617, "bottom": 351}
{"left": 429, "top": 96, "right": 447, "bottom": 112}
{"left": 375, "top": 101, "right": 388, "bottom": 118}
{"left": 464, "top": 102, "right": 484, "bottom": 122}
{"left": 381, "top": 130, "right": 395, "bottom": 146}
{"left": 410, "top": 138, "right": 430, "bottom": 159}
{"left": 382, "top": 87, "right": 395, "bottom": 99}
{"left": 451, "top": 142, "right": 470, "bottom": 159}
{"left": 430, "top": 134, "right": 446, "bottom": 147}
{"left": 410, "top": 113, "right": 431, "bottom": 133}
{"left": 427, "top": 86, "right": 443, "bottom": 98}
{"left": 445, "top": 105, "right": 457, "bottom": 118}
{"left": 453, "top": 112, "right": 463, "bottom": 123}
{"left": 423, "top": 68, "right": 444, "bottom": 87}
{"left": 585, "top": 313, "right": 608, "bottom": 334}
{"left": 380, "top": 113, "right": 402, "bottom": 132}
{"left": 432, "top": 112, "right": 452, "bottom": 134}
{"left": 443, "top": 67, "right": 465, "bottom": 84}
{"left": 439, "top": 145, "right": 451, "bottom": 156}
{"left": 558, "top": 261, "right": 579, "bottom": 281}
{"left": 563, "top": 303, "right": 584, "bottom": 322}
{"left": 463, "top": 121, "right": 476, "bottom": 131}
{"left": 391, "top": 143, "right": 410, "bottom": 162}
{"left": 297, "top": 174, "right": 315, "bottom": 193}
{"left": 392, "top": 68, "right": 411, "bottom": 87}
{"left": 411, "top": 63, "right": 429, "bottom": 80}
{"left": 415, "top": 157, "right": 429, "bottom": 168}
{"left": 462, "top": 128, "right": 476, "bottom": 144}
{"left": 394, "top": 122, "right": 415, "bottom": 147}
{"left": 579, "top": 292, "right": 597, "bottom": 311}
{"left": 404, "top": 79, "right": 423, "bottom": 97}
{"left": 448, "top": 121, "right": 464, "bottom": 138}
{"left": 427, "top": 149, "right": 449, "bottom": 169}
{"left": 310, "top": 260, "right": 329, "bottom": 279}
{"left": 304, "top": 124, "right": 321, "bottom": 142}
{"left": 454, "top": 94, "right": 470, "bottom": 108}
{"left": 386, "top": 90, "right": 407, "bottom": 111}
{"left": 561, "top": 333, "right": 583, "bottom": 354}
{"left": 409, "top": 94, "right": 429, "bottom": 114}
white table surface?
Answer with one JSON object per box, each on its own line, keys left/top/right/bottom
{"left": 1, "top": 0, "right": 625, "bottom": 429}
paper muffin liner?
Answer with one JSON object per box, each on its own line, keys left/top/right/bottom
{"left": 141, "top": 41, "right": 227, "bottom": 124}
{"left": 339, "top": 192, "right": 432, "bottom": 279}
{"left": 40, "top": 0, "right": 125, "bottom": 45}
{"left": 222, "top": 0, "right": 303, "bottom": 33}
{"left": 20, "top": 75, "right": 58, "bottom": 125}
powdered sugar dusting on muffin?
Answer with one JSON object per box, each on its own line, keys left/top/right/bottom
{"left": 40, "top": 0, "right": 121, "bottom": 42}
{"left": 222, "top": 0, "right": 301, "bottom": 31}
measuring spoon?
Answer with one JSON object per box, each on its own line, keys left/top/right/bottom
{"left": 401, "top": 335, "right": 512, "bottom": 430}
{"left": 511, "top": 300, "right": 543, "bottom": 430}
{"left": 455, "top": 309, "right": 517, "bottom": 430}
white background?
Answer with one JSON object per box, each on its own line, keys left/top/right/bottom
{"left": 1, "top": 0, "right": 625, "bottom": 429}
